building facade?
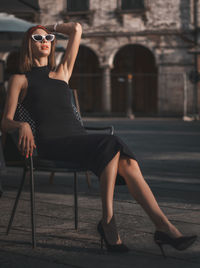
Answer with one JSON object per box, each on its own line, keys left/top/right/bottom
{"left": 1, "top": 0, "right": 200, "bottom": 117}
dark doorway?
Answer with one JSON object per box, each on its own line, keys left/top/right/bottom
{"left": 111, "top": 44, "right": 158, "bottom": 115}
{"left": 69, "top": 45, "right": 101, "bottom": 114}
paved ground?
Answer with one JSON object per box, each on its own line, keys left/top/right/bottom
{"left": 0, "top": 118, "right": 200, "bottom": 268}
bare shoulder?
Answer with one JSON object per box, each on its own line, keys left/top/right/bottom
{"left": 8, "top": 73, "right": 28, "bottom": 91}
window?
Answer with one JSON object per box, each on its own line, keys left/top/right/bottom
{"left": 67, "top": 0, "right": 89, "bottom": 12}
{"left": 116, "top": 0, "right": 147, "bottom": 25}
{"left": 121, "top": 0, "right": 144, "bottom": 10}
{"left": 63, "top": 0, "right": 94, "bottom": 25}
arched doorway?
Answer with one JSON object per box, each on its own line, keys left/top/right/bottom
{"left": 69, "top": 45, "right": 101, "bottom": 114}
{"left": 111, "top": 44, "right": 158, "bottom": 115}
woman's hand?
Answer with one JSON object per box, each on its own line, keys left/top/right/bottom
{"left": 18, "top": 122, "right": 36, "bottom": 158}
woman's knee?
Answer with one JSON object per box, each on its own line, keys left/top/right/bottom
{"left": 118, "top": 157, "right": 138, "bottom": 175}
{"left": 100, "top": 151, "right": 120, "bottom": 175}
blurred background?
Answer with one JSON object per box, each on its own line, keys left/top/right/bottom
{"left": 0, "top": 0, "right": 200, "bottom": 119}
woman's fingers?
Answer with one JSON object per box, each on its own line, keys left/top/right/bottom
{"left": 22, "top": 136, "right": 26, "bottom": 154}
{"left": 26, "top": 138, "right": 30, "bottom": 158}
{"left": 18, "top": 135, "right": 23, "bottom": 152}
{"left": 27, "top": 138, "right": 36, "bottom": 157}
{"left": 28, "top": 142, "right": 36, "bottom": 157}
{"left": 19, "top": 136, "right": 30, "bottom": 157}
{"left": 30, "top": 140, "right": 35, "bottom": 156}
{"left": 26, "top": 138, "right": 35, "bottom": 158}
{"left": 18, "top": 123, "right": 36, "bottom": 157}
{"left": 19, "top": 136, "right": 26, "bottom": 155}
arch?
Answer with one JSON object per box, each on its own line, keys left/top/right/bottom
{"left": 80, "top": 44, "right": 100, "bottom": 65}
{"left": 111, "top": 44, "right": 158, "bottom": 115}
{"left": 109, "top": 42, "right": 158, "bottom": 68}
{"left": 69, "top": 45, "right": 102, "bottom": 114}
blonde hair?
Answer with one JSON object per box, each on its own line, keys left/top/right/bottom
{"left": 19, "top": 25, "right": 56, "bottom": 73}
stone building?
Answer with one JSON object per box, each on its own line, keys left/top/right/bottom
{"left": 0, "top": 0, "right": 200, "bottom": 117}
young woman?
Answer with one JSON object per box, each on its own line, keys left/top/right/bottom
{"left": 1, "top": 23, "right": 197, "bottom": 256}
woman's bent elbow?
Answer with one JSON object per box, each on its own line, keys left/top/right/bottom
{"left": 74, "top": 22, "right": 82, "bottom": 33}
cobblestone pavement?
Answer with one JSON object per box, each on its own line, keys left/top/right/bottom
{"left": 0, "top": 118, "right": 200, "bottom": 268}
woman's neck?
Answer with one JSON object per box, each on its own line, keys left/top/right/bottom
{"left": 33, "top": 58, "right": 48, "bottom": 67}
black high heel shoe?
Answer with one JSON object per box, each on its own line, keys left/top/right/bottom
{"left": 154, "top": 230, "right": 197, "bottom": 258}
{"left": 97, "top": 221, "right": 129, "bottom": 253}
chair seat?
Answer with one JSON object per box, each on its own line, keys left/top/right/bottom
{"left": 33, "top": 157, "right": 89, "bottom": 172}
{"left": 6, "top": 157, "right": 89, "bottom": 172}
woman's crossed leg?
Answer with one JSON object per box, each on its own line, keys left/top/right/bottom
{"left": 99, "top": 152, "right": 182, "bottom": 246}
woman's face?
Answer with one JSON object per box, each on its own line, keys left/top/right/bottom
{"left": 30, "top": 28, "right": 52, "bottom": 58}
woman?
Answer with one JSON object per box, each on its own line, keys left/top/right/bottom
{"left": 1, "top": 22, "right": 197, "bottom": 256}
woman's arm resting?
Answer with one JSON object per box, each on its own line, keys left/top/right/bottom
{"left": 1, "top": 74, "right": 24, "bottom": 133}
{"left": 1, "top": 74, "right": 36, "bottom": 157}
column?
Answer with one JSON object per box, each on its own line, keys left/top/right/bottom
{"left": 101, "top": 64, "right": 112, "bottom": 114}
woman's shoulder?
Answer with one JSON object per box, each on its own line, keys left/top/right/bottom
{"left": 8, "top": 73, "right": 28, "bottom": 89}
{"left": 9, "top": 73, "right": 27, "bottom": 83}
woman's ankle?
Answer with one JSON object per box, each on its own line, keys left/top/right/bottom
{"left": 102, "top": 217, "right": 112, "bottom": 225}
{"left": 102, "top": 213, "right": 116, "bottom": 225}
{"left": 155, "top": 223, "right": 183, "bottom": 238}
{"left": 101, "top": 216, "right": 122, "bottom": 245}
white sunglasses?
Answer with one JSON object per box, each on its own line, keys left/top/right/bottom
{"left": 31, "top": 34, "right": 55, "bottom": 42}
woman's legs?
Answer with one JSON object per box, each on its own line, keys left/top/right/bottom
{"left": 99, "top": 151, "right": 122, "bottom": 245}
{"left": 118, "top": 156, "right": 182, "bottom": 238}
{"left": 99, "top": 152, "right": 183, "bottom": 246}
{"left": 99, "top": 151, "right": 120, "bottom": 224}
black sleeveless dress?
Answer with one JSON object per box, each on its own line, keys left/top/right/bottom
{"left": 22, "top": 65, "right": 137, "bottom": 185}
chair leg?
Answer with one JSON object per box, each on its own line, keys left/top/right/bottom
{"left": 74, "top": 172, "right": 78, "bottom": 230}
{"left": 7, "top": 167, "right": 27, "bottom": 235}
{"left": 85, "top": 171, "right": 92, "bottom": 189}
{"left": 29, "top": 156, "right": 36, "bottom": 248}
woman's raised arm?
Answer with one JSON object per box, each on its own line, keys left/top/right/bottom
{"left": 45, "top": 22, "right": 82, "bottom": 82}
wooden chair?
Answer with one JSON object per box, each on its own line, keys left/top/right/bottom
{"left": 2, "top": 88, "right": 114, "bottom": 248}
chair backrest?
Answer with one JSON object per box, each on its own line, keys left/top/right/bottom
{"left": 70, "top": 89, "right": 83, "bottom": 126}
{"left": 14, "top": 102, "right": 36, "bottom": 138}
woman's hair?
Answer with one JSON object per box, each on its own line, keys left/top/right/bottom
{"left": 19, "top": 25, "right": 56, "bottom": 73}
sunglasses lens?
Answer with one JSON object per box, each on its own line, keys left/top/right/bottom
{"left": 33, "top": 35, "right": 43, "bottom": 41}
{"left": 46, "top": 34, "right": 54, "bottom": 41}
{"left": 32, "top": 34, "right": 55, "bottom": 42}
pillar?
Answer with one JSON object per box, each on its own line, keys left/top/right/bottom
{"left": 101, "top": 64, "right": 112, "bottom": 114}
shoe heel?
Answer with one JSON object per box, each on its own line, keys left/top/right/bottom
{"left": 157, "top": 242, "right": 166, "bottom": 258}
